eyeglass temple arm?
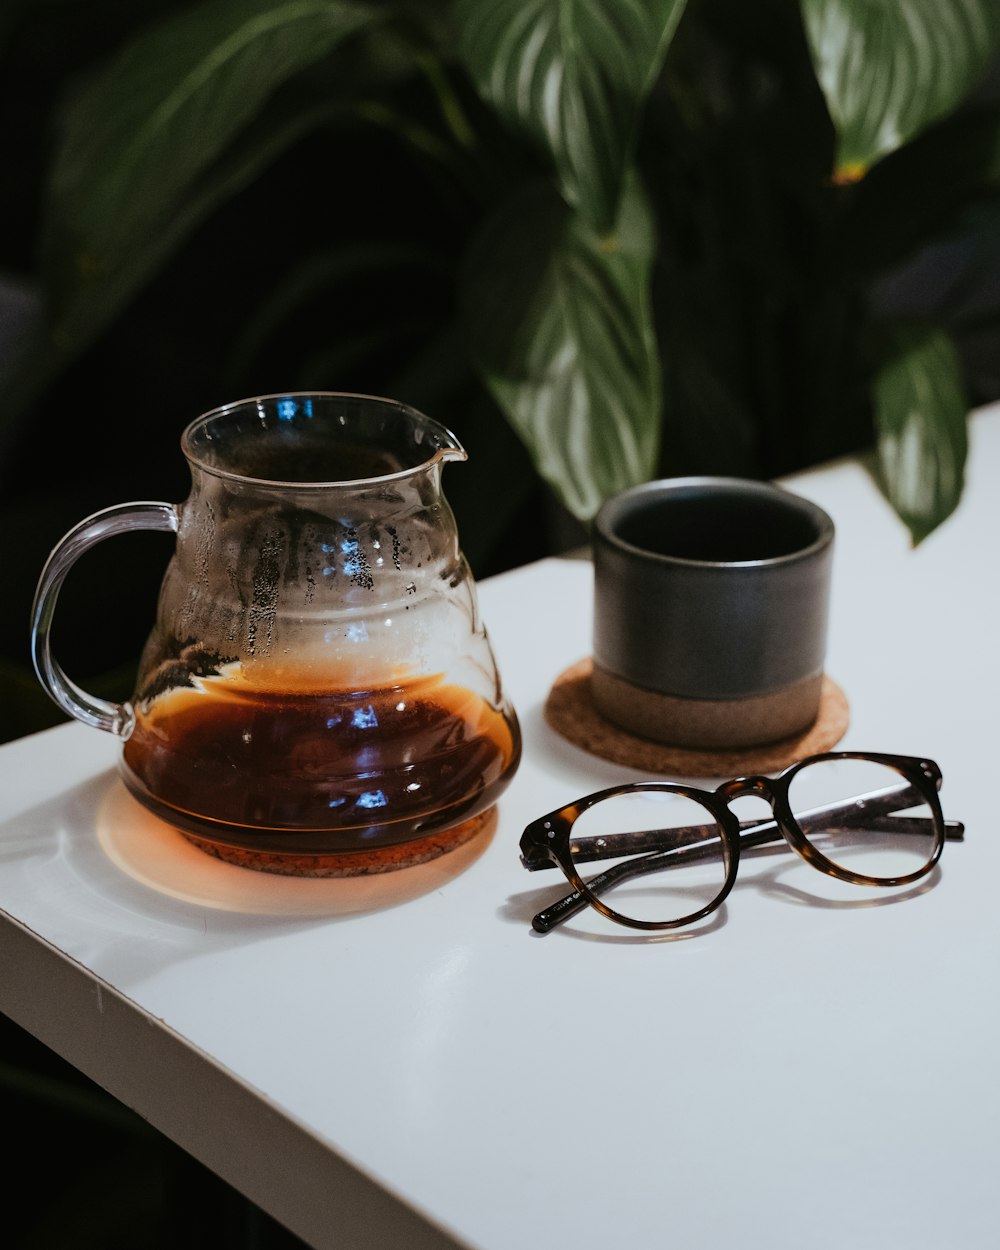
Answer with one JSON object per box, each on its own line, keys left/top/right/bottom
{"left": 558, "top": 783, "right": 963, "bottom": 868}
{"left": 529, "top": 784, "right": 963, "bottom": 934}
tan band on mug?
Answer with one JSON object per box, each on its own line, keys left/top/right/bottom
{"left": 545, "top": 658, "right": 849, "bottom": 777}
{"left": 591, "top": 663, "right": 825, "bottom": 750}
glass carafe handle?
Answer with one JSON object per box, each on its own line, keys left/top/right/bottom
{"left": 30, "top": 502, "right": 179, "bottom": 737}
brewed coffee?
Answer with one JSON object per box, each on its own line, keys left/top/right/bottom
{"left": 122, "top": 673, "right": 519, "bottom": 854}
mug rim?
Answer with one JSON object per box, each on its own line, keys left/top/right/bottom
{"left": 594, "top": 475, "right": 835, "bottom": 570}
{"left": 181, "top": 390, "right": 467, "bottom": 488}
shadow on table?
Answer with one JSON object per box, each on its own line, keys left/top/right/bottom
{"left": 0, "top": 768, "right": 495, "bottom": 991}
{"left": 0, "top": 767, "right": 494, "bottom": 910}
{"left": 501, "top": 849, "right": 943, "bottom": 944}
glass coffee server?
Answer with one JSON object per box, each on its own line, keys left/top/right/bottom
{"left": 32, "top": 392, "right": 521, "bottom": 871}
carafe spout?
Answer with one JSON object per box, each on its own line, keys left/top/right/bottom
{"left": 428, "top": 426, "right": 468, "bottom": 468}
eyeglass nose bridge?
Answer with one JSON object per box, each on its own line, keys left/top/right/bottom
{"left": 716, "top": 775, "right": 779, "bottom": 806}
{"left": 714, "top": 774, "right": 800, "bottom": 852}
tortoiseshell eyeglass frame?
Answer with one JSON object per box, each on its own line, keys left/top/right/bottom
{"left": 519, "top": 752, "right": 964, "bottom": 934}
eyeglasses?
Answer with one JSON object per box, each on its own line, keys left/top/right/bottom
{"left": 519, "top": 752, "right": 964, "bottom": 934}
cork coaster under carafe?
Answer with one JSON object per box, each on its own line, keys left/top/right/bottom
{"left": 179, "top": 806, "right": 495, "bottom": 877}
{"left": 545, "top": 658, "right": 849, "bottom": 778}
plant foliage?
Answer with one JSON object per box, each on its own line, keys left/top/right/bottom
{"left": 10, "top": 0, "right": 1000, "bottom": 545}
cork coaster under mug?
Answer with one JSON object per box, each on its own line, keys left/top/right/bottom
{"left": 545, "top": 657, "right": 849, "bottom": 778}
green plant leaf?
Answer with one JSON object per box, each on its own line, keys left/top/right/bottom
{"left": 801, "top": 0, "right": 1000, "bottom": 179}
{"left": 454, "top": 0, "right": 688, "bottom": 232}
{"left": 871, "top": 323, "right": 968, "bottom": 543}
{"left": 41, "top": 0, "right": 378, "bottom": 344}
{"left": 462, "top": 175, "right": 660, "bottom": 521}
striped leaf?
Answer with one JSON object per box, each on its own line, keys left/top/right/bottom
{"left": 801, "top": 0, "right": 1000, "bottom": 179}
{"left": 462, "top": 176, "right": 660, "bottom": 520}
{"left": 455, "top": 0, "right": 688, "bottom": 232}
{"left": 873, "top": 324, "right": 968, "bottom": 544}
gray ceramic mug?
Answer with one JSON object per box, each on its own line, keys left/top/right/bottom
{"left": 591, "top": 477, "right": 835, "bottom": 749}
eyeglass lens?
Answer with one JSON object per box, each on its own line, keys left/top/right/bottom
{"left": 570, "top": 790, "right": 727, "bottom": 926}
{"left": 785, "top": 755, "right": 938, "bottom": 880}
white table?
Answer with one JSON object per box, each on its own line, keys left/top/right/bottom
{"left": 2, "top": 409, "right": 998, "bottom": 1249}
